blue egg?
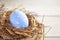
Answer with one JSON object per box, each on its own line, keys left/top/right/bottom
{"left": 9, "top": 9, "right": 29, "bottom": 28}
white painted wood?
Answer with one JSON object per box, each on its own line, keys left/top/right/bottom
{"left": 44, "top": 16, "right": 60, "bottom": 36}
{"left": 45, "top": 38, "right": 60, "bottom": 40}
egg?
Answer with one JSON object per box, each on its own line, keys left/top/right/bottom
{"left": 9, "top": 9, "right": 29, "bottom": 28}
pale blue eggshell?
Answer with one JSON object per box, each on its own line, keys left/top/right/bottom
{"left": 9, "top": 9, "right": 29, "bottom": 28}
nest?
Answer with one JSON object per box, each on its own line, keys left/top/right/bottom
{"left": 0, "top": 8, "right": 44, "bottom": 40}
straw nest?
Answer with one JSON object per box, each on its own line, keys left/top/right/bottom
{"left": 0, "top": 8, "right": 44, "bottom": 40}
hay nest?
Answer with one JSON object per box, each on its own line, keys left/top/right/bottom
{"left": 0, "top": 9, "right": 44, "bottom": 40}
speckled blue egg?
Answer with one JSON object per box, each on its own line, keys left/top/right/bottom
{"left": 9, "top": 9, "right": 29, "bottom": 28}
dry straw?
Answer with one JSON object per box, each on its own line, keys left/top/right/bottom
{"left": 0, "top": 6, "right": 44, "bottom": 40}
